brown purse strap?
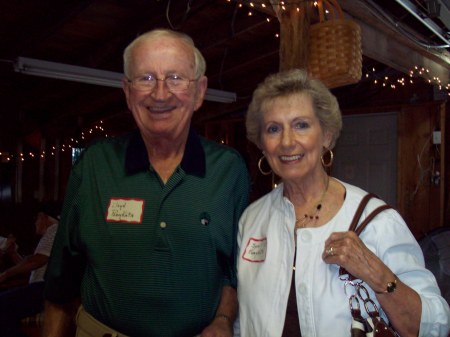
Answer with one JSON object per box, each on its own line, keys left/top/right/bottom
{"left": 348, "top": 193, "right": 378, "bottom": 232}
{"left": 339, "top": 193, "right": 393, "bottom": 280}
{"left": 354, "top": 204, "right": 393, "bottom": 236}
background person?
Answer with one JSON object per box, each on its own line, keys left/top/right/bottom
{"left": 235, "top": 68, "right": 450, "bottom": 337}
{"left": 0, "top": 234, "right": 20, "bottom": 271}
{"left": 0, "top": 202, "right": 60, "bottom": 337}
{"left": 43, "top": 29, "right": 250, "bottom": 337}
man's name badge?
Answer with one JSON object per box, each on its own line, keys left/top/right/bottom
{"left": 106, "top": 198, "right": 144, "bottom": 223}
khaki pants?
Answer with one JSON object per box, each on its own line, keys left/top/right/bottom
{"left": 75, "top": 306, "right": 130, "bottom": 337}
{"left": 75, "top": 305, "right": 203, "bottom": 337}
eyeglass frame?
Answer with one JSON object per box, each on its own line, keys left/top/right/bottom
{"left": 126, "top": 74, "right": 199, "bottom": 93}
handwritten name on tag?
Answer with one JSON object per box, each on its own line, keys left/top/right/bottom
{"left": 106, "top": 198, "right": 144, "bottom": 223}
{"left": 242, "top": 237, "right": 267, "bottom": 262}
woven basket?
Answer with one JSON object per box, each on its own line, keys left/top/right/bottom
{"left": 307, "top": 0, "right": 362, "bottom": 89}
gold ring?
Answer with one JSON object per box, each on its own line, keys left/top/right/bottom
{"left": 326, "top": 246, "right": 334, "bottom": 256}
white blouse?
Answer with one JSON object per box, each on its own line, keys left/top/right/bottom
{"left": 235, "top": 181, "right": 450, "bottom": 337}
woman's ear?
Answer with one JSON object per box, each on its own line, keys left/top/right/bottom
{"left": 323, "top": 130, "right": 333, "bottom": 149}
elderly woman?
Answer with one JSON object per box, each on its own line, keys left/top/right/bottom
{"left": 235, "top": 69, "right": 450, "bottom": 337}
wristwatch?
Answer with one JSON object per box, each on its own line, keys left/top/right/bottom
{"left": 377, "top": 277, "right": 397, "bottom": 294}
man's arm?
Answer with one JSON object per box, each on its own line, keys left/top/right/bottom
{"left": 2, "top": 235, "right": 23, "bottom": 265}
{"left": 0, "top": 253, "right": 48, "bottom": 283}
{"left": 43, "top": 300, "right": 79, "bottom": 337}
{"left": 201, "top": 285, "right": 237, "bottom": 337}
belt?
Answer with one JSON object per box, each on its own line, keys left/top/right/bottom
{"left": 76, "top": 306, "right": 130, "bottom": 337}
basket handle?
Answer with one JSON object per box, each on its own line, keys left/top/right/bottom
{"left": 316, "top": 0, "right": 344, "bottom": 22}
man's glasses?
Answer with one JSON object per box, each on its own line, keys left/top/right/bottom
{"left": 127, "top": 74, "right": 198, "bottom": 93}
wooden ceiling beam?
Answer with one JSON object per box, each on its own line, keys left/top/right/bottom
{"left": 338, "top": 0, "right": 450, "bottom": 82}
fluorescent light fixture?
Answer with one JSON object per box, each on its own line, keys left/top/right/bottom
{"left": 14, "top": 57, "right": 123, "bottom": 88}
{"left": 204, "top": 88, "right": 237, "bottom": 103}
{"left": 14, "top": 57, "right": 237, "bottom": 103}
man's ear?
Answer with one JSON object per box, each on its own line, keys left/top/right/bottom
{"left": 122, "top": 78, "right": 133, "bottom": 111}
{"left": 194, "top": 76, "right": 208, "bottom": 111}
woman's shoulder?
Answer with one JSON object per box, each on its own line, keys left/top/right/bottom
{"left": 337, "top": 180, "right": 414, "bottom": 241}
{"left": 241, "top": 185, "right": 283, "bottom": 218}
{"left": 339, "top": 180, "right": 388, "bottom": 210}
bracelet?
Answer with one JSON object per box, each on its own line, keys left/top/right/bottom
{"left": 214, "top": 313, "right": 232, "bottom": 324}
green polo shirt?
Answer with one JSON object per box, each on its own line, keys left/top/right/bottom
{"left": 45, "top": 128, "right": 250, "bottom": 337}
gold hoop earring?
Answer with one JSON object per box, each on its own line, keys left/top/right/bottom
{"left": 258, "top": 156, "right": 272, "bottom": 175}
{"left": 321, "top": 148, "right": 334, "bottom": 168}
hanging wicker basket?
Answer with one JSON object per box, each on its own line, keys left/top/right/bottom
{"left": 307, "top": 0, "right": 362, "bottom": 89}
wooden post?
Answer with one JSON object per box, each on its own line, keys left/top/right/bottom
{"left": 270, "top": 0, "right": 311, "bottom": 71}
{"left": 14, "top": 140, "right": 23, "bottom": 203}
{"left": 38, "top": 138, "right": 46, "bottom": 201}
{"left": 53, "top": 138, "right": 60, "bottom": 200}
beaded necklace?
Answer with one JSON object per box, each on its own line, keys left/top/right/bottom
{"left": 295, "top": 175, "right": 330, "bottom": 229}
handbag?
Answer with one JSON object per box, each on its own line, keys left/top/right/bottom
{"left": 338, "top": 193, "right": 399, "bottom": 337}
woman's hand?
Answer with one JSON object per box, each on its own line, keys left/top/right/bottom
{"left": 322, "top": 231, "right": 395, "bottom": 293}
{"left": 322, "top": 231, "right": 421, "bottom": 337}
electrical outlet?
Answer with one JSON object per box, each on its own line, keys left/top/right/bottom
{"left": 431, "top": 171, "right": 440, "bottom": 186}
{"left": 432, "top": 131, "right": 441, "bottom": 145}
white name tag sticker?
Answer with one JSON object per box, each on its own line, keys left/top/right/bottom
{"left": 106, "top": 198, "right": 144, "bottom": 223}
{"left": 242, "top": 237, "right": 267, "bottom": 262}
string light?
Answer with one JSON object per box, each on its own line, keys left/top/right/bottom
{"left": 365, "top": 65, "right": 450, "bottom": 96}
{"left": 3, "top": 4, "right": 448, "bottom": 160}
{"left": 0, "top": 120, "right": 108, "bottom": 163}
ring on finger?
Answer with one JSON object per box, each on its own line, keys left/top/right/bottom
{"left": 326, "top": 246, "right": 334, "bottom": 256}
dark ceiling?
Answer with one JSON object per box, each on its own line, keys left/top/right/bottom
{"left": 0, "top": 0, "right": 449, "bottom": 156}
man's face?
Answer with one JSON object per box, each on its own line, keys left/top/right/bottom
{"left": 35, "top": 212, "right": 48, "bottom": 236}
{"left": 123, "top": 36, "right": 207, "bottom": 141}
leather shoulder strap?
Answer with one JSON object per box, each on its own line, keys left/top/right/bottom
{"left": 354, "top": 204, "right": 393, "bottom": 236}
{"left": 340, "top": 194, "right": 393, "bottom": 280}
{"left": 348, "top": 193, "right": 378, "bottom": 232}
{"left": 348, "top": 193, "right": 393, "bottom": 235}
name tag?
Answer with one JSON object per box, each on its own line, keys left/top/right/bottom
{"left": 242, "top": 237, "right": 267, "bottom": 262}
{"left": 106, "top": 198, "right": 144, "bottom": 223}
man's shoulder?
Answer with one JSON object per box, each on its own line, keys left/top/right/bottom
{"left": 87, "top": 132, "right": 134, "bottom": 150}
{"left": 199, "top": 136, "right": 244, "bottom": 161}
{"left": 74, "top": 132, "right": 135, "bottom": 164}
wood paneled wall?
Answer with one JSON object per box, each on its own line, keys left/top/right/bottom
{"left": 396, "top": 101, "right": 446, "bottom": 237}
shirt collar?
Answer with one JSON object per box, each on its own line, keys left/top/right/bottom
{"left": 125, "top": 127, "right": 206, "bottom": 177}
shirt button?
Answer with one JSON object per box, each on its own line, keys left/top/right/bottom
{"left": 300, "top": 230, "right": 312, "bottom": 242}
{"left": 160, "top": 222, "right": 167, "bottom": 229}
{"left": 299, "top": 283, "right": 307, "bottom": 294}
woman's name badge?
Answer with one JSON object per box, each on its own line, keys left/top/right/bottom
{"left": 242, "top": 237, "right": 267, "bottom": 262}
{"left": 106, "top": 198, "right": 144, "bottom": 223}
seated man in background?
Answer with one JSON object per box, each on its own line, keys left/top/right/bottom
{"left": 0, "top": 234, "right": 20, "bottom": 271}
{"left": 0, "top": 202, "right": 60, "bottom": 337}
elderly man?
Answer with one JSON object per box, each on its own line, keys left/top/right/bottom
{"left": 43, "top": 29, "right": 250, "bottom": 337}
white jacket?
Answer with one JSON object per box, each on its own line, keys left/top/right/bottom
{"left": 235, "top": 181, "right": 450, "bottom": 337}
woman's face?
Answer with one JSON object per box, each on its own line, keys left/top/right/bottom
{"left": 260, "top": 93, "right": 332, "bottom": 183}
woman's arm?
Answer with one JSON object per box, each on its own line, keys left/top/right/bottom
{"left": 323, "top": 231, "right": 422, "bottom": 337}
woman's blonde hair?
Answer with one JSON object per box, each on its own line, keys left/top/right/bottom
{"left": 246, "top": 68, "right": 342, "bottom": 149}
